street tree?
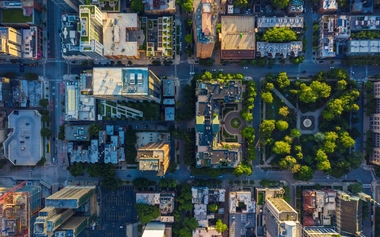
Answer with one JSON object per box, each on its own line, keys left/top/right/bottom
{"left": 241, "top": 127, "right": 255, "bottom": 143}
{"left": 40, "top": 128, "right": 51, "bottom": 138}
{"left": 276, "top": 72, "right": 290, "bottom": 88}
{"left": 348, "top": 182, "right": 363, "bottom": 194}
{"left": 234, "top": 0, "right": 248, "bottom": 7}
{"left": 183, "top": 217, "right": 198, "bottom": 230}
{"left": 201, "top": 71, "right": 213, "bottom": 80}
{"left": 276, "top": 120, "right": 289, "bottom": 131}
{"left": 271, "top": 0, "right": 289, "bottom": 8}
{"left": 88, "top": 123, "right": 102, "bottom": 138}
{"left": 233, "top": 163, "right": 252, "bottom": 176}
{"left": 130, "top": 0, "right": 144, "bottom": 13}
{"left": 133, "top": 178, "right": 151, "bottom": 190}
{"left": 178, "top": 227, "right": 192, "bottom": 237}
{"left": 41, "top": 114, "right": 51, "bottom": 123}
{"left": 24, "top": 72, "right": 38, "bottom": 81}
{"left": 159, "top": 178, "right": 177, "bottom": 189}
{"left": 215, "top": 219, "right": 228, "bottom": 233}
{"left": 185, "top": 34, "right": 193, "bottom": 44}
{"left": 278, "top": 106, "right": 289, "bottom": 117}
{"left": 39, "top": 99, "right": 49, "bottom": 107}
{"left": 273, "top": 141, "right": 291, "bottom": 154}
{"left": 68, "top": 162, "right": 84, "bottom": 177}
{"left": 347, "top": 151, "right": 365, "bottom": 169}
{"left": 294, "top": 165, "right": 314, "bottom": 181}
{"left": 261, "top": 91, "right": 274, "bottom": 103}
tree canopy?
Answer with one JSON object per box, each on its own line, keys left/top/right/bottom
{"left": 234, "top": 0, "right": 248, "bottom": 7}
{"left": 348, "top": 182, "right": 363, "bottom": 194}
{"left": 261, "top": 91, "right": 274, "bottom": 103}
{"left": 39, "top": 99, "right": 49, "bottom": 107}
{"left": 135, "top": 203, "right": 160, "bottom": 225}
{"left": 263, "top": 28, "right": 297, "bottom": 42}
{"left": 273, "top": 141, "right": 291, "bottom": 154}
{"left": 276, "top": 120, "right": 289, "bottom": 131}
{"left": 215, "top": 219, "right": 228, "bottom": 233}
{"left": 233, "top": 163, "right": 252, "bottom": 176}
{"left": 130, "top": 0, "right": 144, "bottom": 13}
{"left": 208, "top": 203, "right": 219, "bottom": 212}
{"left": 271, "top": 0, "right": 290, "bottom": 8}
{"left": 185, "top": 34, "right": 193, "bottom": 44}
{"left": 278, "top": 106, "right": 289, "bottom": 117}
{"left": 294, "top": 165, "right": 314, "bottom": 181}
{"left": 241, "top": 127, "right": 255, "bottom": 143}
{"left": 259, "top": 120, "right": 276, "bottom": 138}
{"left": 276, "top": 72, "right": 290, "bottom": 88}
{"left": 40, "top": 128, "right": 51, "bottom": 138}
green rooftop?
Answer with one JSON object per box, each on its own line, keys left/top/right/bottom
{"left": 1, "top": 9, "right": 33, "bottom": 23}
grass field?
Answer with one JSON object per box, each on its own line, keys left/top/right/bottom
{"left": 2, "top": 9, "right": 32, "bottom": 23}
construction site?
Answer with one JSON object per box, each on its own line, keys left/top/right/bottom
{"left": 0, "top": 181, "right": 42, "bottom": 237}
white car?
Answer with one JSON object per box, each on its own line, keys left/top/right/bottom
{"left": 243, "top": 67, "right": 248, "bottom": 69}
{"left": 212, "top": 69, "right": 217, "bottom": 72}
{"left": 219, "top": 69, "right": 223, "bottom": 72}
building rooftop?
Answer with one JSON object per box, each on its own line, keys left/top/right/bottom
{"left": 165, "top": 107, "right": 175, "bottom": 121}
{"left": 103, "top": 13, "right": 139, "bottom": 58}
{"left": 194, "top": 0, "right": 215, "bottom": 45}
{"left": 45, "top": 186, "right": 96, "bottom": 209}
{"left": 92, "top": 67, "right": 150, "bottom": 97}
{"left": 65, "top": 77, "right": 96, "bottom": 121}
{"left": 137, "top": 142, "right": 170, "bottom": 175}
{"left": 160, "top": 192, "right": 175, "bottom": 215}
{"left": 136, "top": 192, "right": 161, "bottom": 205}
{"left": 303, "top": 227, "right": 339, "bottom": 236}
{"left": 0, "top": 27, "right": 22, "bottom": 58}
{"left": 192, "top": 187, "right": 209, "bottom": 204}
{"left": 220, "top": 16, "right": 255, "bottom": 59}
{"left": 22, "top": 26, "right": 41, "bottom": 59}
{"left": 351, "top": 15, "right": 380, "bottom": 31}
{"left": 257, "top": 41, "right": 302, "bottom": 58}
{"left": 65, "top": 125, "right": 90, "bottom": 141}
{"left": 143, "top": 0, "right": 175, "bottom": 11}
{"left": 321, "top": 0, "right": 338, "bottom": 11}
{"left": 68, "top": 140, "right": 99, "bottom": 163}
{"left": 229, "top": 191, "right": 255, "bottom": 214}
{"left": 162, "top": 79, "right": 175, "bottom": 97}
{"left": 348, "top": 39, "right": 380, "bottom": 54}
{"left": 3, "top": 110, "right": 41, "bottom": 165}
{"left": 142, "top": 222, "right": 165, "bottom": 237}
{"left": 61, "top": 14, "right": 86, "bottom": 58}
{"left": 193, "top": 227, "right": 221, "bottom": 237}
{"left": 257, "top": 16, "right": 303, "bottom": 29}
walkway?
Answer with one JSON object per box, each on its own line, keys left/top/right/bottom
{"left": 224, "top": 111, "right": 244, "bottom": 135}
{"left": 272, "top": 88, "right": 297, "bottom": 110}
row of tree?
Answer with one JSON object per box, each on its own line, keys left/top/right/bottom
{"left": 241, "top": 81, "right": 257, "bottom": 122}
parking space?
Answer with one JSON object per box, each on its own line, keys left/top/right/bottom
{"left": 101, "top": 186, "right": 136, "bottom": 237}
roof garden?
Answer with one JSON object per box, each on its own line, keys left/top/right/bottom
{"left": 1, "top": 8, "right": 33, "bottom": 23}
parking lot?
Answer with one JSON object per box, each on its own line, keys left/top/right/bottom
{"left": 101, "top": 186, "right": 136, "bottom": 237}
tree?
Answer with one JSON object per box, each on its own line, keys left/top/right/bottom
{"left": 263, "top": 28, "right": 297, "bottom": 43}
{"left": 185, "top": 34, "right": 193, "bottom": 44}
{"left": 337, "top": 79, "right": 347, "bottom": 90}
{"left": 36, "top": 157, "right": 46, "bottom": 166}
{"left": 272, "top": 0, "right": 289, "bottom": 8}
{"left": 68, "top": 162, "right": 84, "bottom": 177}
{"left": 24, "top": 72, "right": 38, "bottom": 81}
{"left": 183, "top": 217, "right": 198, "bottom": 230}
{"left": 39, "top": 99, "right": 49, "bottom": 107}
{"left": 135, "top": 203, "right": 160, "bottom": 225}
{"left": 259, "top": 120, "right": 276, "bottom": 137}
{"left": 294, "top": 165, "right": 314, "bottom": 181}
{"left": 201, "top": 71, "right": 213, "bottom": 80}
{"left": 273, "top": 141, "right": 291, "bottom": 154}
{"left": 215, "top": 219, "right": 228, "bottom": 233}
{"left": 178, "top": 227, "right": 192, "bottom": 237}
{"left": 40, "top": 128, "right": 51, "bottom": 138}
{"left": 208, "top": 203, "right": 219, "bottom": 212}
{"left": 133, "top": 178, "right": 151, "bottom": 190}
{"left": 276, "top": 72, "right": 290, "bottom": 88}
{"left": 233, "top": 163, "right": 252, "bottom": 176}
{"left": 290, "top": 128, "right": 301, "bottom": 138}
{"left": 310, "top": 81, "right": 331, "bottom": 98}
{"left": 348, "top": 151, "right": 365, "bottom": 169}
{"left": 266, "top": 82, "right": 274, "bottom": 91}
{"left": 338, "top": 132, "right": 355, "bottom": 149}
{"left": 261, "top": 91, "right": 273, "bottom": 103}
{"left": 58, "top": 125, "right": 65, "bottom": 141}
{"left": 130, "top": 0, "right": 144, "bottom": 13}
{"left": 159, "top": 178, "right": 177, "bottom": 189}
{"left": 276, "top": 120, "right": 289, "bottom": 131}
{"left": 278, "top": 106, "right": 289, "bottom": 117}
{"left": 241, "top": 127, "right": 255, "bottom": 143}
{"left": 314, "top": 132, "right": 325, "bottom": 142}
{"left": 234, "top": 0, "right": 248, "bottom": 7}
{"left": 88, "top": 123, "right": 102, "bottom": 138}
{"left": 315, "top": 149, "right": 331, "bottom": 171}
{"left": 41, "top": 114, "right": 51, "bottom": 123}
{"left": 348, "top": 182, "right": 363, "bottom": 195}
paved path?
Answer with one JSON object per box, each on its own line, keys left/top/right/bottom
{"left": 224, "top": 111, "right": 244, "bottom": 135}
{"left": 272, "top": 88, "right": 297, "bottom": 110}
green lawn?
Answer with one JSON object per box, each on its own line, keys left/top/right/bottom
{"left": 265, "top": 92, "right": 283, "bottom": 120}
{"left": 2, "top": 9, "right": 32, "bottom": 23}
{"left": 257, "top": 192, "right": 264, "bottom": 205}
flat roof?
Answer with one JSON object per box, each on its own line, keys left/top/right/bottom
{"left": 103, "top": 13, "right": 139, "bottom": 57}
{"left": 257, "top": 41, "right": 302, "bottom": 58}
{"left": 142, "top": 222, "right": 165, "bottom": 237}
{"left": 92, "top": 67, "right": 150, "bottom": 97}
{"left": 348, "top": 39, "right": 380, "bottom": 53}
{"left": 220, "top": 16, "right": 255, "bottom": 53}
{"left": 257, "top": 16, "right": 303, "bottom": 29}
{"left": 3, "top": 110, "right": 41, "bottom": 165}
{"left": 162, "top": 79, "right": 175, "bottom": 97}
{"left": 165, "top": 107, "right": 175, "bottom": 121}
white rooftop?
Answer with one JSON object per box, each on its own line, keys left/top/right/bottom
{"left": 136, "top": 192, "right": 161, "bottom": 205}
{"left": 142, "top": 222, "right": 165, "bottom": 237}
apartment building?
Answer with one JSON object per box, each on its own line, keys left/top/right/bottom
{"left": 318, "top": 15, "right": 350, "bottom": 59}
{"left": 33, "top": 186, "right": 97, "bottom": 237}
{"left": 335, "top": 190, "right": 362, "bottom": 236}
{"left": 350, "top": 15, "right": 380, "bottom": 31}
{"left": 219, "top": 16, "right": 255, "bottom": 60}
{"left": 0, "top": 27, "right": 22, "bottom": 59}
{"left": 369, "top": 81, "right": 380, "bottom": 165}
{"left": 347, "top": 39, "right": 380, "bottom": 55}
{"left": 318, "top": 0, "right": 338, "bottom": 13}
{"left": 91, "top": 67, "right": 161, "bottom": 103}
{"left": 79, "top": 5, "right": 104, "bottom": 59}
{"left": 142, "top": 0, "right": 176, "bottom": 14}
{"left": 257, "top": 16, "right": 304, "bottom": 32}
{"left": 103, "top": 13, "right": 141, "bottom": 59}
{"left": 229, "top": 191, "right": 255, "bottom": 237}
{"left": 264, "top": 198, "right": 302, "bottom": 237}
{"left": 302, "top": 190, "right": 336, "bottom": 226}
{"left": 0, "top": 0, "right": 42, "bottom": 28}
{"left": 288, "top": 0, "right": 304, "bottom": 14}
{"left": 193, "top": 0, "right": 216, "bottom": 58}
{"left": 137, "top": 142, "right": 170, "bottom": 176}
{"left": 145, "top": 16, "right": 174, "bottom": 59}
{"left": 195, "top": 81, "right": 242, "bottom": 168}
{"left": 256, "top": 41, "right": 303, "bottom": 58}
{"left": 136, "top": 192, "right": 175, "bottom": 223}
{"left": 22, "top": 26, "right": 42, "bottom": 60}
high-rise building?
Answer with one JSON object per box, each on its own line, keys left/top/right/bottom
{"left": 369, "top": 81, "right": 380, "bottom": 165}
{"left": 264, "top": 198, "right": 302, "bottom": 237}
{"left": 91, "top": 67, "right": 161, "bottom": 103}
{"left": 0, "top": 27, "right": 22, "bottom": 59}
{"left": 335, "top": 190, "right": 362, "bottom": 236}
{"left": 51, "top": 0, "right": 84, "bottom": 13}
{"left": 0, "top": 0, "right": 42, "bottom": 28}
{"left": 78, "top": 5, "right": 104, "bottom": 59}
{"left": 34, "top": 186, "right": 97, "bottom": 237}
{"left": 193, "top": 0, "right": 215, "bottom": 58}
{"left": 0, "top": 184, "right": 42, "bottom": 237}
{"left": 137, "top": 142, "right": 170, "bottom": 176}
